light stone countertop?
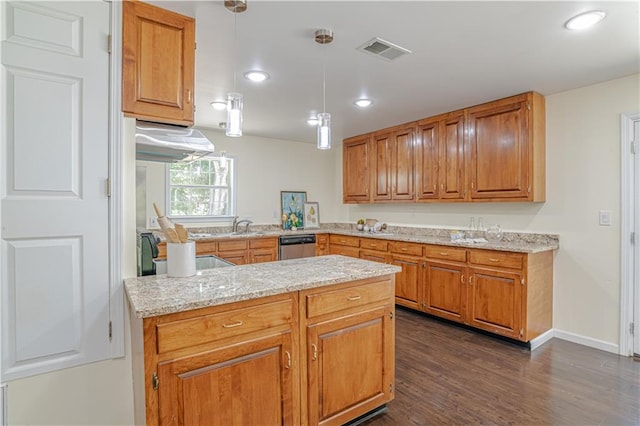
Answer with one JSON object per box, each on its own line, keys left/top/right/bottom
{"left": 181, "top": 225, "right": 559, "bottom": 254}
{"left": 124, "top": 255, "right": 401, "bottom": 319}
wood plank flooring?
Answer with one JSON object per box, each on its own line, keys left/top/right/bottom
{"left": 362, "top": 307, "right": 640, "bottom": 425}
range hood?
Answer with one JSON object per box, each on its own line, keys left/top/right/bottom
{"left": 135, "top": 120, "right": 215, "bottom": 162}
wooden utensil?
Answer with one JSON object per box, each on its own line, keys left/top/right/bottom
{"left": 175, "top": 224, "right": 189, "bottom": 243}
{"left": 165, "top": 227, "right": 179, "bottom": 244}
{"left": 153, "top": 202, "right": 174, "bottom": 233}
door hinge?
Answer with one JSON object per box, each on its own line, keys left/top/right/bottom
{"left": 422, "top": 262, "right": 426, "bottom": 268}
{"left": 631, "top": 140, "right": 636, "bottom": 155}
{"left": 527, "top": 102, "right": 531, "bottom": 111}
{"left": 389, "top": 383, "right": 393, "bottom": 393}
{"left": 519, "top": 328, "right": 524, "bottom": 337}
{"left": 107, "top": 34, "right": 112, "bottom": 54}
{"left": 106, "top": 177, "right": 111, "bottom": 197}
{"left": 520, "top": 278, "right": 525, "bottom": 286}
{"left": 631, "top": 322, "right": 635, "bottom": 336}
{"left": 631, "top": 232, "right": 636, "bottom": 245}
{"left": 389, "top": 311, "right": 394, "bottom": 320}
{"left": 108, "top": 320, "right": 112, "bottom": 341}
{"left": 152, "top": 373, "right": 159, "bottom": 390}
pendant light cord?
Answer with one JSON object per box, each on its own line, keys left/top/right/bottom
{"left": 322, "top": 41, "right": 326, "bottom": 114}
{"left": 233, "top": 10, "right": 238, "bottom": 92}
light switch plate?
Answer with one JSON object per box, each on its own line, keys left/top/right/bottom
{"left": 599, "top": 210, "right": 612, "bottom": 226}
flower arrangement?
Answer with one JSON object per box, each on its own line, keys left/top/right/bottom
{"left": 281, "top": 191, "right": 306, "bottom": 230}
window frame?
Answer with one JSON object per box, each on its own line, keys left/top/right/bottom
{"left": 164, "top": 155, "right": 237, "bottom": 223}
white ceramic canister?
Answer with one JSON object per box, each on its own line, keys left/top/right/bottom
{"left": 166, "top": 241, "right": 196, "bottom": 277}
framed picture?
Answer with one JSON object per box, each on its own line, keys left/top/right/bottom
{"left": 280, "top": 191, "right": 307, "bottom": 230}
{"left": 303, "top": 202, "right": 320, "bottom": 229}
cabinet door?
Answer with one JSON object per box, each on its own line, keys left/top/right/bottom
{"left": 391, "top": 125, "right": 415, "bottom": 200}
{"left": 306, "top": 306, "right": 394, "bottom": 426}
{"left": 439, "top": 112, "right": 465, "bottom": 199}
{"left": 416, "top": 119, "right": 440, "bottom": 200}
{"left": 250, "top": 248, "right": 277, "bottom": 263}
{"left": 467, "top": 98, "right": 529, "bottom": 200}
{"left": 122, "top": 1, "right": 195, "bottom": 125}
{"left": 468, "top": 267, "right": 522, "bottom": 340}
{"left": 158, "top": 331, "right": 295, "bottom": 426}
{"left": 343, "top": 135, "right": 372, "bottom": 202}
{"left": 390, "top": 255, "right": 421, "bottom": 310}
{"left": 360, "top": 250, "right": 388, "bottom": 264}
{"left": 423, "top": 261, "right": 467, "bottom": 323}
{"left": 217, "top": 251, "right": 248, "bottom": 265}
{"left": 372, "top": 131, "right": 392, "bottom": 201}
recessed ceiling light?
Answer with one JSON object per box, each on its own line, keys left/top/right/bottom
{"left": 307, "top": 117, "right": 319, "bottom": 126}
{"left": 565, "top": 10, "right": 606, "bottom": 30}
{"left": 244, "top": 70, "right": 270, "bottom": 82}
{"left": 210, "top": 101, "right": 227, "bottom": 110}
{"left": 354, "top": 98, "right": 374, "bottom": 108}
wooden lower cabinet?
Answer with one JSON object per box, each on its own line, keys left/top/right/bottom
{"left": 157, "top": 237, "right": 278, "bottom": 265}
{"left": 131, "top": 275, "right": 396, "bottom": 426}
{"left": 300, "top": 278, "right": 395, "bottom": 426}
{"left": 467, "top": 267, "right": 522, "bottom": 339}
{"left": 157, "top": 331, "right": 295, "bottom": 426}
{"left": 423, "top": 260, "right": 466, "bottom": 323}
{"left": 315, "top": 234, "right": 330, "bottom": 256}
{"left": 390, "top": 255, "right": 421, "bottom": 310}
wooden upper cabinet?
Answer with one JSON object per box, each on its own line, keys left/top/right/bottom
{"left": 416, "top": 110, "right": 465, "bottom": 201}
{"left": 343, "top": 134, "right": 372, "bottom": 203}
{"left": 122, "top": 1, "right": 195, "bottom": 125}
{"left": 467, "top": 92, "right": 545, "bottom": 201}
{"left": 372, "top": 124, "right": 415, "bottom": 202}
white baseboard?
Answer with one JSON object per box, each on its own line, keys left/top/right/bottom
{"left": 529, "top": 329, "right": 554, "bottom": 350}
{"left": 553, "top": 329, "right": 619, "bottom": 354}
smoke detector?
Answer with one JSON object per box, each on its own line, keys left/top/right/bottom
{"left": 357, "top": 37, "right": 411, "bottom": 61}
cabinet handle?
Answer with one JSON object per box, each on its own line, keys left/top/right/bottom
{"left": 347, "top": 295, "right": 362, "bottom": 301}
{"left": 469, "top": 276, "right": 473, "bottom": 285}
{"left": 311, "top": 344, "right": 318, "bottom": 361}
{"left": 441, "top": 183, "right": 444, "bottom": 191}
{"left": 488, "top": 258, "right": 500, "bottom": 262}
{"left": 187, "top": 89, "right": 192, "bottom": 103}
{"left": 284, "top": 351, "right": 291, "bottom": 369}
{"left": 439, "top": 252, "right": 449, "bottom": 256}
{"left": 401, "top": 248, "right": 408, "bottom": 251}
{"left": 460, "top": 274, "right": 465, "bottom": 284}
{"left": 222, "top": 320, "right": 243, "bottom": 328}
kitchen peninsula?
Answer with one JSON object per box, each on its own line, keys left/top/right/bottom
{"left": 125, "top": 255, "right": 401, "bottom": 426}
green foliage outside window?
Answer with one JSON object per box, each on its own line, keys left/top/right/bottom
{"left": 168, "top": 157, "right": 234, "bottom": 218}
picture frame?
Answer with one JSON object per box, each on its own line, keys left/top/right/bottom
{"left": 303, "top": 202, "right": 320, "bottom": 229}
{"left": 280, "top": 191, "right": 307, "bottom": 230}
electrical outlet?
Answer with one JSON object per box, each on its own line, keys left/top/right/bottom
{"left": 599, "top": 210, "right": 611, "bottom": 226}
{"left": 149, "top": 216, "right": 159, "bottom": 228}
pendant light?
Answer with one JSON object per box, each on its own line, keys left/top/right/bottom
{"left": 225, "top": 1, "right": 246, "bottom": 137}
{"left": 315, "top": 29, "right": 333, "bottom": 150}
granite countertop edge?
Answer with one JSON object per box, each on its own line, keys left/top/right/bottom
{"left": 124, "top": 255, "right": 401, "bottom": 319}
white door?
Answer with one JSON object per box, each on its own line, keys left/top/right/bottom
{"left": 633, "top": 119, "right": 640, "bottom": 357}
{"left": 1, "top": 1, "right": 112, "bottom": 380}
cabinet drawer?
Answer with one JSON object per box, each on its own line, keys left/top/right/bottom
{"left": 360, "top": 238, "right": 388, "bottom": 252}
{"left": 249, "top": 237, "right": 277, "bottom": 249}
{"left": 196, "top": 241, "right": 217, "bottom": 255}
{"left": 218, "top": 239, "right": 248, "bottom": 252}
{"left": 329, "top": 234, "right": 360, "bottom": 247}
{"left": 156, "top": 299, "right": 293, "bottom": 354}
{"left": 424, "top": 245, "right": 466, "bottom": 262}
{"left": 329, "top": 245, "right": 360, "bottom": 258}
{"left": 470, "top": 250, "right": 523, "bottom": 269}
{"left": 306, "top": 280, "right": 391, "bottom": 318}
{"left": 388, "top": 241, "right": 423, "bottom": 257}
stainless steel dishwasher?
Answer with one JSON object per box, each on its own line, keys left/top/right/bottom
{"left": 279, "top": 234, "right": 316, "bottom": 259}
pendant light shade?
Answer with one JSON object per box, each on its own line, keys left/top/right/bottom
{"left": 225, "top": 2, "right": 246, "bottom": 138}
{"left": 315, "top": 29, "right": 334, "bottom": 150}
{"left": 317, "top": 112, "right": 331, "bottom": 150}
{"left": 226, "top": 92, "right": 243, "bottom": 137}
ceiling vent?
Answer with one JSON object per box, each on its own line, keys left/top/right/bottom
{"left": 357, "top": 37, "right": 411, "bottom": 61}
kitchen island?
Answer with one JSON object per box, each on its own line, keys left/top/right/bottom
{"left": 125, "top": 255, "right": 401, "bottom": 426}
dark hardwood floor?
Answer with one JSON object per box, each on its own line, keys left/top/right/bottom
{"left": 363, "top": 307, "right": 640, "bottom": 426}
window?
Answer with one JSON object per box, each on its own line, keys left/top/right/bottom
{"left": 167, "top": 156, "right": 235, "bottom": 220}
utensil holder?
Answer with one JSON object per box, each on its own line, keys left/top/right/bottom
{"left": 166, "top": 241, "right": 196, "bottom": 277}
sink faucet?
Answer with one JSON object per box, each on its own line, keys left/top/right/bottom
{"left": 232, "top": 216, "right": 253, "bottom": 233}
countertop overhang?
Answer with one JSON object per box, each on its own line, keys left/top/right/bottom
{"left": 125, "top": 255, "right": 401, "bottom": 318}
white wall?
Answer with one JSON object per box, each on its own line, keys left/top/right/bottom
{"left": 139, "top": 129, "right": 341, "bottom": 228}
{"left": 345, "top": 73, "right": 640, "bottom": 349}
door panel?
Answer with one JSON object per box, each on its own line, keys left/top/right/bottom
{"left": 390, "top": 255, "right": 420, "bottom": 309}
{"left": 1, "top": 0, "right": 111, "bottom": 380}
{"left": 424, "top": 261, "right": 466, "bottom": 322}
{"left": 440, "top": 114, "right": 465, "bottom": 199}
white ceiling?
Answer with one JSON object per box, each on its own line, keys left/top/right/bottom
{"left": 149, "top": 1, "right": 640, "bottom": 145}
